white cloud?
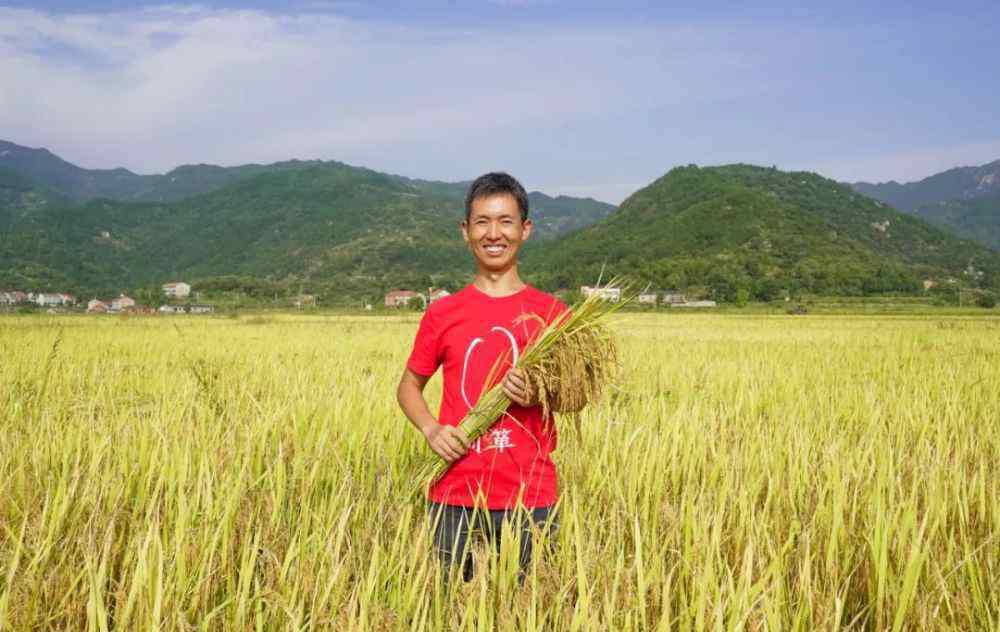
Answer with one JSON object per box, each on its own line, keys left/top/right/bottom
{"left": 2, "top": 5, "right": 992, "bottom": 203}
{"left": 0, "top": 5, "right": 760, "bottom": 186}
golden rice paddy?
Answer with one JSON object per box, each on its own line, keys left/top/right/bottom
{"left": 0, "top": 312, "right": 997, "bottom": 630}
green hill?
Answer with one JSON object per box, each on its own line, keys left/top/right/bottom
{"left": 0, "top": 140, "right": 615, "bottom": 237}
{"left": 852, "top": 160, "right": 1000, "bottom": 249}
{"left": 0, "top": 140, "right": 319, "bottom": 203}
{"left": 0, "top": 163, "right": 471, "bottom": 297}
{"left": 0, "top": 140, "right": 617, "bottom": 300}
{"left": 6, "top": 147, "right": 998, "bottom": 304}
{"left": 525, "top": 164, "right": 1000, "bottom": 300}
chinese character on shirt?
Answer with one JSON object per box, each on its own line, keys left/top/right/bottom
{"left": 488, "top": 428, "right": 515, "bottom": 452}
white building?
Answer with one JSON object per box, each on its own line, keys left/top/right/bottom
{"left": 2, "top": 291, "right": 27, "bottom": 305}
{"left": 580, "top": 286, "right": 622, "bottom": 302}
{"left": 638, "top": 291, "right": 659, "bottom": 305}
{"left": 110, "top": 295, "right": 136, "bottom": 311}
{"left": 189, "top": 304, "right": 214, "bottom": 314}
{"left": 158, "top": 305, "right": 185, "bottom": 314}
{"left": 162, "top": 281, "right": 191, "bottom": 298}
{"left": 34, "top": 293, "right": 66, "bottom": 307}
{"left": 87, "top": 299, "right": 108, "bottom": 313}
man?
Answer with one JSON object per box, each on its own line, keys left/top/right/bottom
{"left": 396, "top": 172, "right": 567, "bottom": 584}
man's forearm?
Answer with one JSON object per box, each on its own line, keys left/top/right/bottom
{"left": 397, "top": 381, "right": 438, "bottom": 436}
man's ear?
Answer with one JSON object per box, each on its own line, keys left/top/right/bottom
{"left": 521, "top": 218, "right": 533, "bottom": 240}
{"left": 460, "top": 219, "right": 469, "bottom": 244}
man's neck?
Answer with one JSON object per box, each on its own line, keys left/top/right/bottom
{"left": 472, "top": 266, "right": 526, "bottom": 298}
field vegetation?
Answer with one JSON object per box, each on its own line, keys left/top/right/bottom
{"left": 0, "top": 312, "right": 997, "bottom": 630}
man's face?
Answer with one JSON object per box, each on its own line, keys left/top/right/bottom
{"left": 461, "top": 193, "right": 533, "bottom": 273}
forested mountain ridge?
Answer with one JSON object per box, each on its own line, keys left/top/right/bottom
{"left": 852, "top": 160, "right": 1000, "bottom": 249}
{"left": 4, "top": 140, "right": 997, "bottom": 304}
{"left": 0, "top": 162, "right": 471, "bottom": 296}
{"left": 0, "top": 140, "right": 617, "bottom": 299}
{"left": 525, "top": 164, "right": 1000, "bottom": 300}
{"left": 0, "top": 139, "right": 616, "bottom": 238}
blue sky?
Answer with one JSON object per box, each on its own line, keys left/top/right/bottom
{"left": 2, "top": 1, "right": 998, "bottom": 203}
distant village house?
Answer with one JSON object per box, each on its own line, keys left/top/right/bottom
{"left": 0, "top": 291, "right": 27, "bottom": 305}
{"left": 638, "top": 291, "right": 659, "bottom": 305}
{"left": 638, "top": 289, "right": 689, "bottom": 306}
{"left": 385, "top": 290, "right": 421, "bottom": 308}
{"left": 87, "top": 299, "right": 109, "bottom": 313}
{"left": 34, "top": 293, "right": 73, "bottom": 307}
{"left": 111, "top": 295, "right": 136, "bottom": 311}
{"left": 162, "top": 281, "right": 191, "bottom": 298}
{"left": 188, "top": 305, "right": 214, "bottom": 314}
{"left": 580, "top": 286, "right": 622, "bottom": 302}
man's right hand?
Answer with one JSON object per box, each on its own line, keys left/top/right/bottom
{"left": 423, "top": 424, "right": 471, "bottom": 462}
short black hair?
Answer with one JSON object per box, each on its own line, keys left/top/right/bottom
{"left": 464, "top": 172, "right": 529, "bottom": 222}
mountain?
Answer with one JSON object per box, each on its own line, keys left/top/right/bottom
{"left": 0, "top": 167, "right": 66, "bottom": 224}
{"left": 5, "top": 140, "right": 997, "bottom": 303}
{"left": 526, "top": 164, "right": 1000, "bottom": 300}
{"left": 852, "top": 160, "right": 1000, "bottom": 249}
{"left": 0, "top": 140, "right": 615, "bottom": 238}
{"left": 0, "top": 140, "right": 338, "bottom": 203}
{"left": 0, "top": 140, "right": 618, "bottom": 298}
{"left": 0, "top": 162, "right": 473, "bottom": 296}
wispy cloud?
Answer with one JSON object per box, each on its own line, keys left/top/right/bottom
{"left": 1, "top": 4, "right": 997, "bottom": 202}
{"left": 0, "top": 5, "right": 776, "bottom": 199}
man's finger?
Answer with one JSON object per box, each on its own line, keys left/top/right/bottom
{"left": 443, "top": 432, "right": 467, "bottom": 454}
{"left": 504, "top": 384, "right": 527, "bottom": 406}
{"left": 439, "top": 442, "right": 459, "bottom": 461}
{"left": 506, "top": 371, "right": 526, "bottom": 387}
{"left": 445, "top": 438, "right": 466, "bottom": 457}
{"left": 503, "top": 382, "right": 518, "bottom": 401}
{"left": 447, "top": 426, "right": 470, "bottom": 448}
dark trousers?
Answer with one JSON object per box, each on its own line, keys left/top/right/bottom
{"left": 427, "top": 501, "right": 559, "bottom": 585}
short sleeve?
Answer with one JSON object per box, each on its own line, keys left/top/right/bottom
{"left": 406, "top": 308, "right": 441, "bottom": 376}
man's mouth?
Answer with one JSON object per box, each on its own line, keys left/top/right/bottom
{"left": 482, "top": 244, "right": 507, "bottom": 256}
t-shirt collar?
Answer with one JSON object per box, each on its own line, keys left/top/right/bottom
{"left": 467, "top": 282, "right": 531, "bottom": 302}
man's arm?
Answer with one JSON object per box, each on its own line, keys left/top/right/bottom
{"left": 396, "top": 367, "right": 470, "bottom": 462}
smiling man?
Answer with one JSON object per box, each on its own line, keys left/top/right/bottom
{"left": 396, "top": 172, "right": 567, "bottom": 585}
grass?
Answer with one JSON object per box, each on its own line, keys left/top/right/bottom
{"left": 0, "top": 312, "right": 997, "bottom": 630}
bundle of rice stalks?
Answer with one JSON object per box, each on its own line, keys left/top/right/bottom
{"left": 424, "top": 280, "right": 631, "bottom": 486}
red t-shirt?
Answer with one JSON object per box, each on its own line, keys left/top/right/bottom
{"left": 407, "top": 283, "right": 568, "bottom": 509}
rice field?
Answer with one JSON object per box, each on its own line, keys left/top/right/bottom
{"left": 0, "top": 312, "right": 997, "bottom": 631}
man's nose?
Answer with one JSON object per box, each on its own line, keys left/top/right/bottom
{"left": 486, "top": 222, "right": 500, "bottom": 239}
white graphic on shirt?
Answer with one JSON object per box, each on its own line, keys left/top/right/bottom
{"left": 460, "top": 326, "right": 520, "bottom": 454}
{"left": 486, "top": 428, "right": 515, "bottom": 452}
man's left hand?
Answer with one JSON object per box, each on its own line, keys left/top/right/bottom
{"left": 502, "top": 368, "right": 537, "bottom": 407}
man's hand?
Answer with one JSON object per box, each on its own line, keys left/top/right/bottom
{"left": 424, "top": 424, "right": 471, "bottom": 463}
{"left": 502, "top": 368, "right": 538, "bottom": 407}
